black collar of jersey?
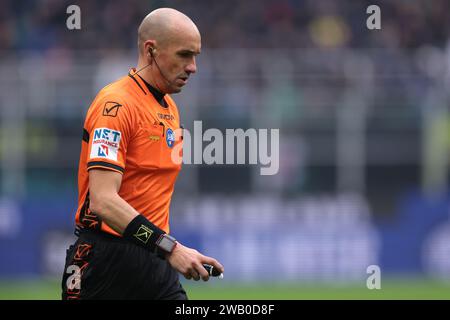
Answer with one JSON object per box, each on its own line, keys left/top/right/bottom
{"left": 137, "top": 75, "right": 168, "bottom": 108}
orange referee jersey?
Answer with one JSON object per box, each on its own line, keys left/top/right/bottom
{"left": 75, "top": 68, "right": 183, "bottom": 236}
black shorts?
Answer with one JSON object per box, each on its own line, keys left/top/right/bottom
{"left": 61, "top": 229, "right": 187, "bottom": 300}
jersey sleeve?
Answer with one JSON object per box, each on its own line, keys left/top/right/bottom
{"left": 84, "top": 93, "right": 134, "bottom": 174}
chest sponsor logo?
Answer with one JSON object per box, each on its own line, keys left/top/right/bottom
{"left": 149, "top": 135, "right": 160, "bottom": 141}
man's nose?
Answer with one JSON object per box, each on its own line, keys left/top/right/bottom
{"left": 185, "top": 57, "right": 197, "bottom": 74}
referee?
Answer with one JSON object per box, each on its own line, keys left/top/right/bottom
{"left": 62, "top": 8, "right": 224, "bottom": 300}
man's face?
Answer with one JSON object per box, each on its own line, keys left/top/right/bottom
{"left": 152, "top": 31, "right": 201, "bottom": 94}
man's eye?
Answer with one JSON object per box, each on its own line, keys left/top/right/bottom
{"left": 178, "top": 52, "right": 192, "bottom": 58}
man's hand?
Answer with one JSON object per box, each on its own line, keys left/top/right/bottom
{"left": 166, "top": 242, "right": 224, "bottom": 281}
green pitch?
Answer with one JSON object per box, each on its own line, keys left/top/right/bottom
{"left": 0, "top": 278, "right": 449, "bottom": 300}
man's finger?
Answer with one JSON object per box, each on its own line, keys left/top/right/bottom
{"left": 195, "top": 264, "right": 210, "bottom": 281}
{"left": 191, "top": 270, "right": 200, "bottom": 281}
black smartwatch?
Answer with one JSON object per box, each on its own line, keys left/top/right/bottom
{"left": 156, "top": 234, "right": 177, "bottom": 253}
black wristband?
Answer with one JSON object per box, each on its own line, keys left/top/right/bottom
{"left": 123, "top": 215, "right": 165, "bottom": 253}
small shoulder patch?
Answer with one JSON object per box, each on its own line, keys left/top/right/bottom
{"left": 102, "top": 101, "right": 122, "bottom": 117}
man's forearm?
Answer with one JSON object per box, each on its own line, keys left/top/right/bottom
{"left": 90, "top": 191, "right": 175, "bottom": 254}
{"left": 89, "top": 192, "right": 139, "bottom": 234}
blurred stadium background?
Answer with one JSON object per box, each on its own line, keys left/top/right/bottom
{"left": 1, "top": 0, "right": 450, "bottom": 299}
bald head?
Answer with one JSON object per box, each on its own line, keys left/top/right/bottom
{"left": 135, "top": 8, "right": 201, "bottom": 94}
{"left": 138, "top": 8, "right": 200, "bottom": 54}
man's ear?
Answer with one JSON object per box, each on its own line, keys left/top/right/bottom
{"left": 144, "top": 41, "right": 156, "bottom": 62}
{"left": 145, "top": 40, "right": 156, "bottom": 52}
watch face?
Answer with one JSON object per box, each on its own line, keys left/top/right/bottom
{"left": 158, "top": 235, "right": 176, "bottom": 252}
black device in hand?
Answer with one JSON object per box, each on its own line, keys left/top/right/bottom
{"left": 203, "top": 264, "right": 223, "bottom": 278}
